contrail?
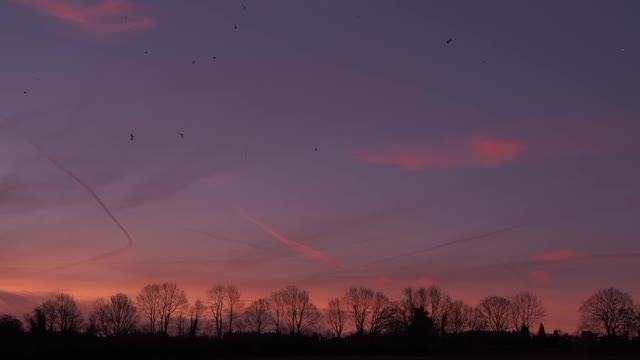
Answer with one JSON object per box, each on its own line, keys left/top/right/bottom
{"left": 237, "top": 208, "right": 340, "bottom": 268}
{"left": 31, "top": 143, "right": 133, "bottom": 272}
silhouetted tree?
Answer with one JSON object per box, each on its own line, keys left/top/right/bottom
{"left": 136, "top": 284, "right": 161, "bottom": 334}
{"left": 158, "top": 283, "right": 188, "bottom": 336}
{"left": 244, "top": 298, "right": 271, "bottom": 334}
{"left": 189, "top": 299, "right": 204, "bottom": 337}
{"left": 279, "top": 285, "right": 321, "bottom": 334}
{"left": 326, "top": 297, "right": 346, "bottom": 338}
{"left": 538, "top": 323, "right": 546, "bottom": 337}
{"left": 224, "top": 285, "right": 243, "bottom": 334}
{"left": 477, "top": 296, "right": 511, "bottom": 332}
{"left": 446, "top": 300, "right": 474, "bottom": 334}
{"left": 470, "top": 306, "right": 489, "bottom": 331}
{"left": 270, "top": 290, "right": 286, "bottom": 334}
{"left": 579, "top": 288, "right": 637, "bottom": 337}
{"left": 369, "top": 291, "right": 392, "bottom": 335}
{"left": 344, "top": 287, "right": 374, "bottom": 335}
{"left": 408, "top": 307, "right": 434, "bottom": 337}
{"left": 90, "top": 293, "right": 138, "bottom": 336}
{"left": 206, "top": 285, "right": 243, "bottom": 337}
{"left": 510, "top": 291, "right": 546, "bottom": 330}
{"left": 426, "top": 286, "right": 452, "bottom": 335}
{"left": 26, "top": 293, "right": 83, "bottom": 333}
{"left": 24, "top": 306, "right": 47, "bottom": 334}
{"left": 207, "top": 285, "right": 226, "bottom": 338}
{"left": 399, "top": 287, "right": 428, "bottom": 330}
{"left": 0, "top": 314, "right": 24, "bottom": 335}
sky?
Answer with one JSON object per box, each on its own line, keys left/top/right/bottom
{"left": 1, "top": 0, "right": 640, "bottom": 333}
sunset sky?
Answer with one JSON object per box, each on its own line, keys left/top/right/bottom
{"left": 1, "top": 0, "right": 639, "bottom": 333}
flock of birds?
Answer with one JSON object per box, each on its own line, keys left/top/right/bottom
{"left": 19, "top": 3, "right": 463, "bottom": 152}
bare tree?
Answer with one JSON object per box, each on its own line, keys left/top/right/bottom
{"left": 136, "top": 284, "right": 161, "bottom": 334}
{"left": 399, "top": 287, "right": 428, "bottom": 330}
{"left": 270, "top": 290, "right": 286, "bottom": 334}
{"left": 225, "top": 285, "right": 243, "bottom": 333}
{"left": 206, "top": 285, "right": 226, "bottom": 338}
{"left": 206, "top": 285, "right": 243, "bottom": 337}
{"left": 579, "top": 288, "right": 637, "bottom": 337}
{"left": 470, "top": 306, "right": 489, "bottom": 331}
{"left": 244, "top": 298, "right": 272, "bottom": 334}
{"left": 25, "top": 293, "right": 83, "bottom": 333}
{"left": 426, "top": 286, "right": 452, "bottom": 335}
{"left": 90, "top": 293, "right": 138, "bottom": 336}
{"left": 369, "top": 292, "right": 391, "bottom": 335}
{"left": 344, "top": 287, "right": 374, "bottom": 335}
{"left": 157, "top": 283, "right": 188, "bottom": 336}
{"left": 280, "top": 285, "right": 321, "bottom": 334}
{"left": 446, "top": 300, "right": 474, "bottom": 334}
{"left": 326, "top": 297, "right": 346, "bottom": 338}
{"left": 189, "top": 299, "right": 204, "bottom": 337}
{"left": 510, "top": 291, "right": 546, "bottom": 331}
{"left": 477, "top": 296, "right": 512, "bottom": 332}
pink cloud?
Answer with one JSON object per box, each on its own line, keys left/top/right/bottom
{"left": 531, "top": 250, "right": 581, "bottom": 263}
{"left": 352, "top": 136, "right": 525, "bottom": 171}
{"left": 14, "top": 0, "right": 155, "bottom": 33}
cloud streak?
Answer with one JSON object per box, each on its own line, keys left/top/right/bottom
{"left": 14, "top": 0, "right": 154, "bottom": 33}
{"left": 31, "top": 143, "right": 133, "bottom": 272}
{"left": 237, "top": 209, "right": 340, "bottom": 268}
{"left": 532, "top": 250, "right": 582, "bottom": 263}
{"left": 352, "top": 136, "right": 525, "bottom": 171}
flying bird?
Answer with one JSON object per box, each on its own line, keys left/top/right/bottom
{"left": 213, "top": 56, "right": 216, "bottom": 62}
{"left": 192, "top": 59, "right": 196, "bottom": 65}
{"left": 130, "top": 133, "right": 134, "bottom": 141}
{"left": 315, "top": 147, "right": 318, "bottom": 152}
{"left": 446, "top": 39, "right": 453, "bottom": 44}
{"left": 23, "top": 90, "right": 27, "bottom": 95}
{"left": 180, "top": 133, "right": 184, "bottom": 138}
{"left": 234, "top": 24, "right": 238, "bottom": 30}
{"left": 242, "top": 4, "right": 247, "bottom": 10}
{"left": 144, "top": 50, "right": 148, "bottom": 54}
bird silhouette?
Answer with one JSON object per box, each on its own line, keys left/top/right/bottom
{"left": 23, "top": 90, "right": 27, "bottom": 95}
{"left": 124, "top": 15, "right": 128, "bottom": 20}
{"left": 180, "top": 133, "right": 184, "bottom": 138}
{"left": 144, "top": 50, "right": 148, "bottom": 54}
{"left": 213, "top": 56, "right": 216, "bottom": 62}
{"left": 192, "top": 59, "right": 196, "bottom": 65}
{"left": 234, "top": 24, "right": 238, "bottom": 30}
{"left": 315, "top": 147, "right": 318, "bottom": 152}
{"left": 130, "top": 133, "right": 134, "bottom": 141}
{"left": 242, "top": 4, "right": 246, "bottom": 11}
{"left": 446, "top": 39, "right": 453, "bottom": 44}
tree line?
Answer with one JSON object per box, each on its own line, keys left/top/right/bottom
{"left": 3, "top": 284, "right": 639, "bottom": 341}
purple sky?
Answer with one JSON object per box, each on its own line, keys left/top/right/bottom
{"left": 1, "top": 0, "right": 640, "bottom": 333}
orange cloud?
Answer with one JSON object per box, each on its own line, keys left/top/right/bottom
{"left": 352, "top": 136, "right": 525, "bottom": 171}
{"left": 14, "top": 0, "right": 155, "bottom": 33}
{"left": 531, "top": 250, "right": 581, "bottom": 263}
{"left": 237, "top": 209, "right": 340, "bottom": 268}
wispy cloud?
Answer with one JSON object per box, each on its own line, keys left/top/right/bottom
{"left": 237, "top": 209, "right": 340, "bottom": 268}
{"left": 31, "top": 143, "right": 133, "bottom": 272}
{"left": 531, "top": 250, "right": 581, "bottom": 263}
{"left": 352, "top": 136, "right": 525, "bottom": 171}
{"left": 373, "top": 274, "right": 437, "bottom": 288}
{"left": 14, "top": 0, "right": 155, "bottom": 33}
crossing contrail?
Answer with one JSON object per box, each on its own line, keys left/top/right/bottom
{"left": 237, "top": 208, "right": 340, "bottom": 268}
{"left": 31, "top": 142, "right": 133, "bottom": 272}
